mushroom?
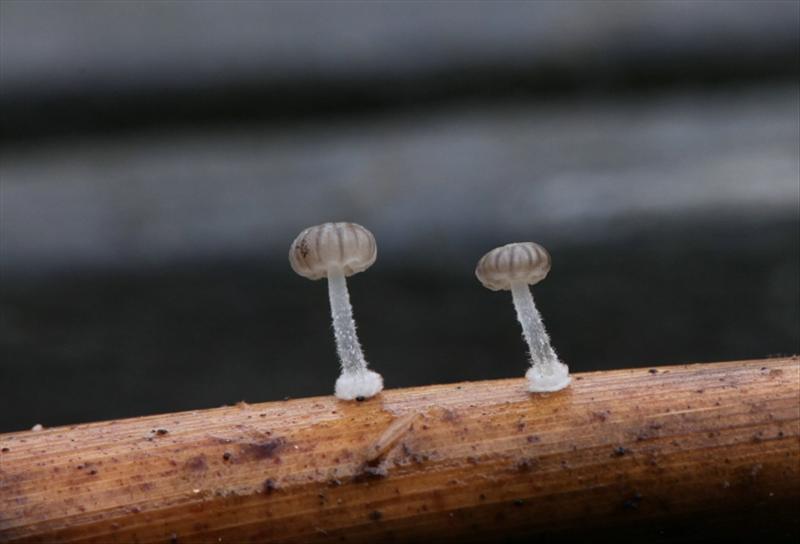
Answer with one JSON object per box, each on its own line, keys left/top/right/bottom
{"left": 475, "top": 242, "right": 570, "bottom": 392}
{"left": 289, "top": 222, "right": 384, "bottom": 400}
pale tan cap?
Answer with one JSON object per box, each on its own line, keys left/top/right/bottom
{"left": 289, "top": 222, "right": 377, "bottom": 280}
{"left": 475, "top": 242, "right": 551, "bottom": 291}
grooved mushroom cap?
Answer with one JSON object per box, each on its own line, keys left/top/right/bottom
{"left": 289, "top": 222, "right": 377, "bottom": 280}
{"left": 475, "top": 242, "right": 551, "bottom": 291}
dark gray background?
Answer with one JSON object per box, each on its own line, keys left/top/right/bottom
{"left": 1, "top": 0, "right": 798, "bottom": 433}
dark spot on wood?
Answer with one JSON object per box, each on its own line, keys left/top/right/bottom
{"left": 170, "top": 533, "right": 179, "bottom": 544}
{"left": 623, "top": 492, "right": 643, "bottom": 510}
{"left": 612, "top": 446, "right": 631, "bottom": 457}
{"left": 526, "top": 435, "right": 540, "bottom": 443}
{"left": 1, "top": 447, "right": 8, "bottom": 452}
{"left": 263, "top": 478, "right": 278, "bottom": 494}
{"left": 648, "top": 369, "right": 658, "bottom": 374}
{"left": 241, "top": 437, "right": 286, "bottom": 460}
{"left": 516, "top": 458, "right": 537, "bottom": 472}
{"left": 355, "top": 396, "right": 366, "bottom": 402}
{"left": 339, "top": 449, "right": 353, "bottom": 460}
{"left": 591, "top": 411, "right": 609, "bottom": 422}
{"left": 516, "top": 422, "right": 526, "bottom": 431}
{"left": 479, "top": 493, "right": 486, "bottom": 501}
{"left": 222, "top": 452, "right": 232, "bottom": 461}
{"left": 441, "top": 409, "right": 460, "bottom": 423}
{"left": 185, "top": 455, "right": 208, "bottom": 472}
{"left": 369, "top": 510, "right": 383, "bottom": 521}
{"left": 401, "top": 442, "right": 429, "bottom": 464}
{"left": 513, "top": 499, "right": 525, "bottom": 506}
{"left": 88, "top": 469, "right": 97, "bottom": 475}
{"left": 155, "top": 429, "right": 169, "bottom": 436}
{"left": 355, "top": 464, "right": 388, "bottom": 481}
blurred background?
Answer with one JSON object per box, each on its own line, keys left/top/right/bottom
{"left": 1, "top": 0, "right": 798, "bottom": 432}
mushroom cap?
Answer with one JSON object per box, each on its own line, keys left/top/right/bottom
{"left": 289, "top": 222, "right": 377, "bottom": 280}
{"left": 475, "top": 242, "right": 551, "bottom": 291}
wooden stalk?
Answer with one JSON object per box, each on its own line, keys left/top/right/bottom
{"left": 1, "top": 357, "right": 798, "bottom": 543}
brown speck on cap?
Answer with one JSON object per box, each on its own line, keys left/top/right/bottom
{"left": 289, "top": 222, "right": 376, "bottom": 280}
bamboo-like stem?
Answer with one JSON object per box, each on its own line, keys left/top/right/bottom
{"left": 1, "top": 357, "right": 798, "bottom": 543}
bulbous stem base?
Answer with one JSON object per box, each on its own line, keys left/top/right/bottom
{"left": 525, "top": 361, "right": 571, "bottom": 392}
{"left": 335, "top": 370, "right": 384, "bottom": 400}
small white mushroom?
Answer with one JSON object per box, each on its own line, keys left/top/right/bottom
{"left": 289, "top": 222, "right": 383, "bottom": 400}
{"left": 475, "top": 242, "right": 570, "bottom": 392}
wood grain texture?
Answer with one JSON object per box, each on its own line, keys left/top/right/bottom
{"left": 1, "top": 357, "right": 798, "bottom": 543}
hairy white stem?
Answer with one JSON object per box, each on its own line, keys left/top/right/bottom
{"left": 510, "top": 280, "right": 570, "bottom": 392}
{"left": 327, "top": 267, "right": 383, "bottom": 400}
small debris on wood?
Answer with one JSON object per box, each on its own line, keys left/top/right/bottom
{"left": 623, "top": 492, "right": 643, "bottom": 510}
{"left": 263, "top": 479, "right": 278, "bottom": 494}
{"left": 612, "top": 446, "right": 631, "bottom": 457}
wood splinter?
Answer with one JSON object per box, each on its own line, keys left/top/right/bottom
{"left": 365, "top": 411, "right": 420, "bottom": 466}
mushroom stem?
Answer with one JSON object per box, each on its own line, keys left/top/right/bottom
{"left": 510, "top": 280, "right": 570, "bottom": 392}
{"left": 327, "top": 266, "right": 366, "bottom": 373}
{"left": 327, "top": 266, "right": 383, "bottom": 399}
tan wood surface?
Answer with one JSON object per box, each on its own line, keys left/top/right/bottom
{"left": 1, "top": 357, "right": 798, "bottom": 543}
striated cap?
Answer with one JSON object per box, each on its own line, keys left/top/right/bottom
{"left": 475, "top": 242, "right": 551, "bottom": 291}
{"left": 289, "top": 222, "right": 377, "bottom": 280}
